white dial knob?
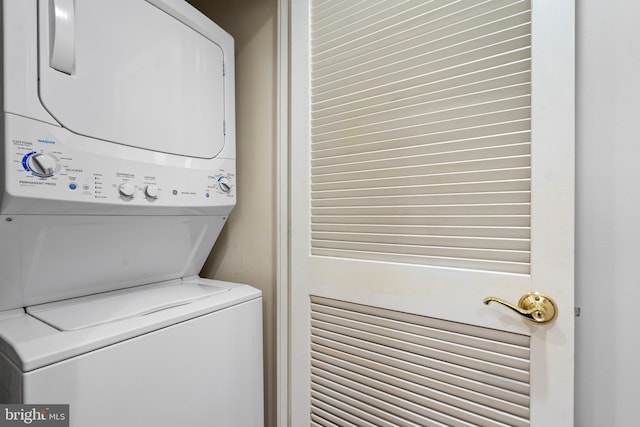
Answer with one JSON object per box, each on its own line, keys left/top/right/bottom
{"left": 145, "top": 184, "right": 159, "bottom": 199}
{"left": 27, "top": 153, "right": 57, "bottom": 178}
{"left": 218, "top": 177, "right": 232, "bottom": 193}
{"left": 118, "top": 182, "right": 135, "bottom": 198}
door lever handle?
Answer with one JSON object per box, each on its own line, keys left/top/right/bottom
{"left": 483, "top": 292, "right": 558, "bottom": 324}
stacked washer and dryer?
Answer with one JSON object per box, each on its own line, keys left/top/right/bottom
{"left": 0, "top": 0, "right": 263, "bottom": 426}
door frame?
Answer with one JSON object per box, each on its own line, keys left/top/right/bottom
{"left": 276, "top": 1, "right": 290, "bottom": 426}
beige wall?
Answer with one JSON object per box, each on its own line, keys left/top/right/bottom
{"left": 186, "top": 1, "right": 277, "bottom": 426}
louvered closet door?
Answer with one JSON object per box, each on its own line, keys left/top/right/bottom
{"left": 289, "top": 0, "right": 574, "bottom": 426}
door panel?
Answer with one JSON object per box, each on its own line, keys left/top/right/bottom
{"left": 291, "top": 0, "right": 574, "bottom": 425}
{"left": 310, "top": 296, "right": 531, "bottom": 426}
{"left": 38, "top": 0, "right": 225, "bottom": 158}
{"left": 309, "top": 0, "right": 533, "bottom": 275}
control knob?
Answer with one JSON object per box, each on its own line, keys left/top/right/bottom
{"left": 118, "top": 182, "right": 135, "bottom": 198}
{"left": 145, "top": 184, "right": 159, "bottom": 199}
{"left": 218, "top": 177, "right": 232, "bottom": 193}
{"left": 27, "top": 153, "right": 57, "bottom": 178}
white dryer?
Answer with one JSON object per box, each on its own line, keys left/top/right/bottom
{"left": 0, "top": 1, "right": 263, "bottom": 426}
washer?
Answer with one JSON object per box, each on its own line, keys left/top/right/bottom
{"left": 0, "top": 1, "right": 263, "bottom": 426}
{"left": 0, "top": 279, "right": 263, "bottom": 426}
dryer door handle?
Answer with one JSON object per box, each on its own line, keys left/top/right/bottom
{"left": 49, "top": 0, "right": 75, "bottom": 74}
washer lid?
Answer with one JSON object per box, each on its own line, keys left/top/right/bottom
{"left": 38, "top": 0, "right": 226, "bottom": 159}
{"left": 0, "top": 278, "right": 261, "bottom": 372}
{"left": 27, "top": 281, "right": 229, "bottom": 331}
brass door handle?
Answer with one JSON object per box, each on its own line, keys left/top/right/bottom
{"left": 483, "top": 292, "right": 558, "bottom": 324}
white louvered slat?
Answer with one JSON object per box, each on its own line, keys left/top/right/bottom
{"left": 311, "top": 191, "right": 530, "bottom": 208}
{"left": 312, "top": 295, "right": 530, "bottom": 344}
{"left": 311, "top": 332, "right": 529, "bottom": 400}
{"left": 311, "top": 0, "right": 372, "bottom": 27}
{"left": 310, "top": 0, "right": 532, "bottom": 273}
{"left": 312, "top": 387, "right": 429, "bottom": 427}
{"left": 311, "top": 109, "right": 531, "bottom": 149}
{"left": 311, "top": 412, "right": 342, "bottom": 427}
{"left": 310, "top": 297, "right": 530, "bottom": 426}
{"left": 312, "top": 393, "right": 392, "bottom": 427}
{"left": 313, "top": 204, "right": 529, "bottom": 216}
{"left": 313, "top": 75, "right": 529, "bottom": 126}
{"left": 313, "top": 376, "right": 476, "bottom": 427}
{"left": 312, "top": 179, "right": 531, "bottom": 200}
{"left": 311, "top": 249, "right": 528, "bottom": 273}
{"left": 311, "top": 313, "right": 529, "bottom": 369}
{"left": 311, "top": 321, "right": 529, "bottom": 380}
{"left": 313, "top": 34, "right": 530, "bottom": 100}
{"left": 313, "top": 362, "right": 526, "bottom": 427}
{"left": 312, "top": 224, "right": 530, "bottom": 239}
{"left": 312, "top": 47, "right": 530, "bottom": 105}
{"left": 310, "top": 302, "right": 529, "bottom": 357}
{"left": 312, "top": 121, "right": 530, "bottom": 154}
{"left": 313, "top": 87, "right": 530, "bottom": 136}
{"left": 312, "top": 143, "right": 531, "bottom": 171}
{"left": 311, "top": 157, "right": 531, "bottom": 184}
{"left": 312, "top": 167, "right": 531, "bottom": 190}
{"left": 312, "top": 237, "right": 529, "bottom": 255}
{"left": 313, "top": 5, "right": 530, "bottom": 81}
{"left": 312, "top": 215, "right": 530, "bottom": 227}
{"left": 313, "top": 1, "right": 453, "bottom": 57}
{"left": 314, "top": 33, "right": 531, "bottom": 98}
{"left": 312, "top": 345, "right": 530, "bottom": 413}
{"left": 313, "top": 1, "right": 525, "bottom": 63}
{"left": 313, "top": 63, "right": 530, "bottom": 119}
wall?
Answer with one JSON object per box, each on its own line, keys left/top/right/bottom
{"left": 575, "top": 0, "right": 640, "bottom": 425}
{"left": 186, "top": 1, "right": 277, "bottom": 426}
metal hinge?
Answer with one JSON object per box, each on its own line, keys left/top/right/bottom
{"left": 223, "top": 120, "right": 226, "bottom": 136}
{"left": 223, "top": 62, "right": 226, "bottom": 76}
{"left": 575, "top": 306, "right": 581, "bottom": 317}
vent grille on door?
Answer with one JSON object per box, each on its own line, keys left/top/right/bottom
{"left": 310, "top": 0, "right": 532, "bottom": 274}
{"left": 310, "top": 296, "right": 531, "bottom": 426}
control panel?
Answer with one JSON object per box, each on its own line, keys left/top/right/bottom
{"left": 5, "top": 115, "right": 235, "bottom": 211}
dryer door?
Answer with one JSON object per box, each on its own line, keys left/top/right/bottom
{"left": 38, "top": 0, "right": 226, "bottom": 159}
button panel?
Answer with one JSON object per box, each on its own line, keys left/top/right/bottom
{"left": 6, "top": 115, "right": 236, "bottom": 211}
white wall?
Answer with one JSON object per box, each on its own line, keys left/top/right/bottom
{"left": 575, "top": 1, "right": 640, "bottom": 425}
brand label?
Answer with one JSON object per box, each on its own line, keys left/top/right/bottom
{"left": 0, "top": 405, "right": 69, "bottom": 426}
